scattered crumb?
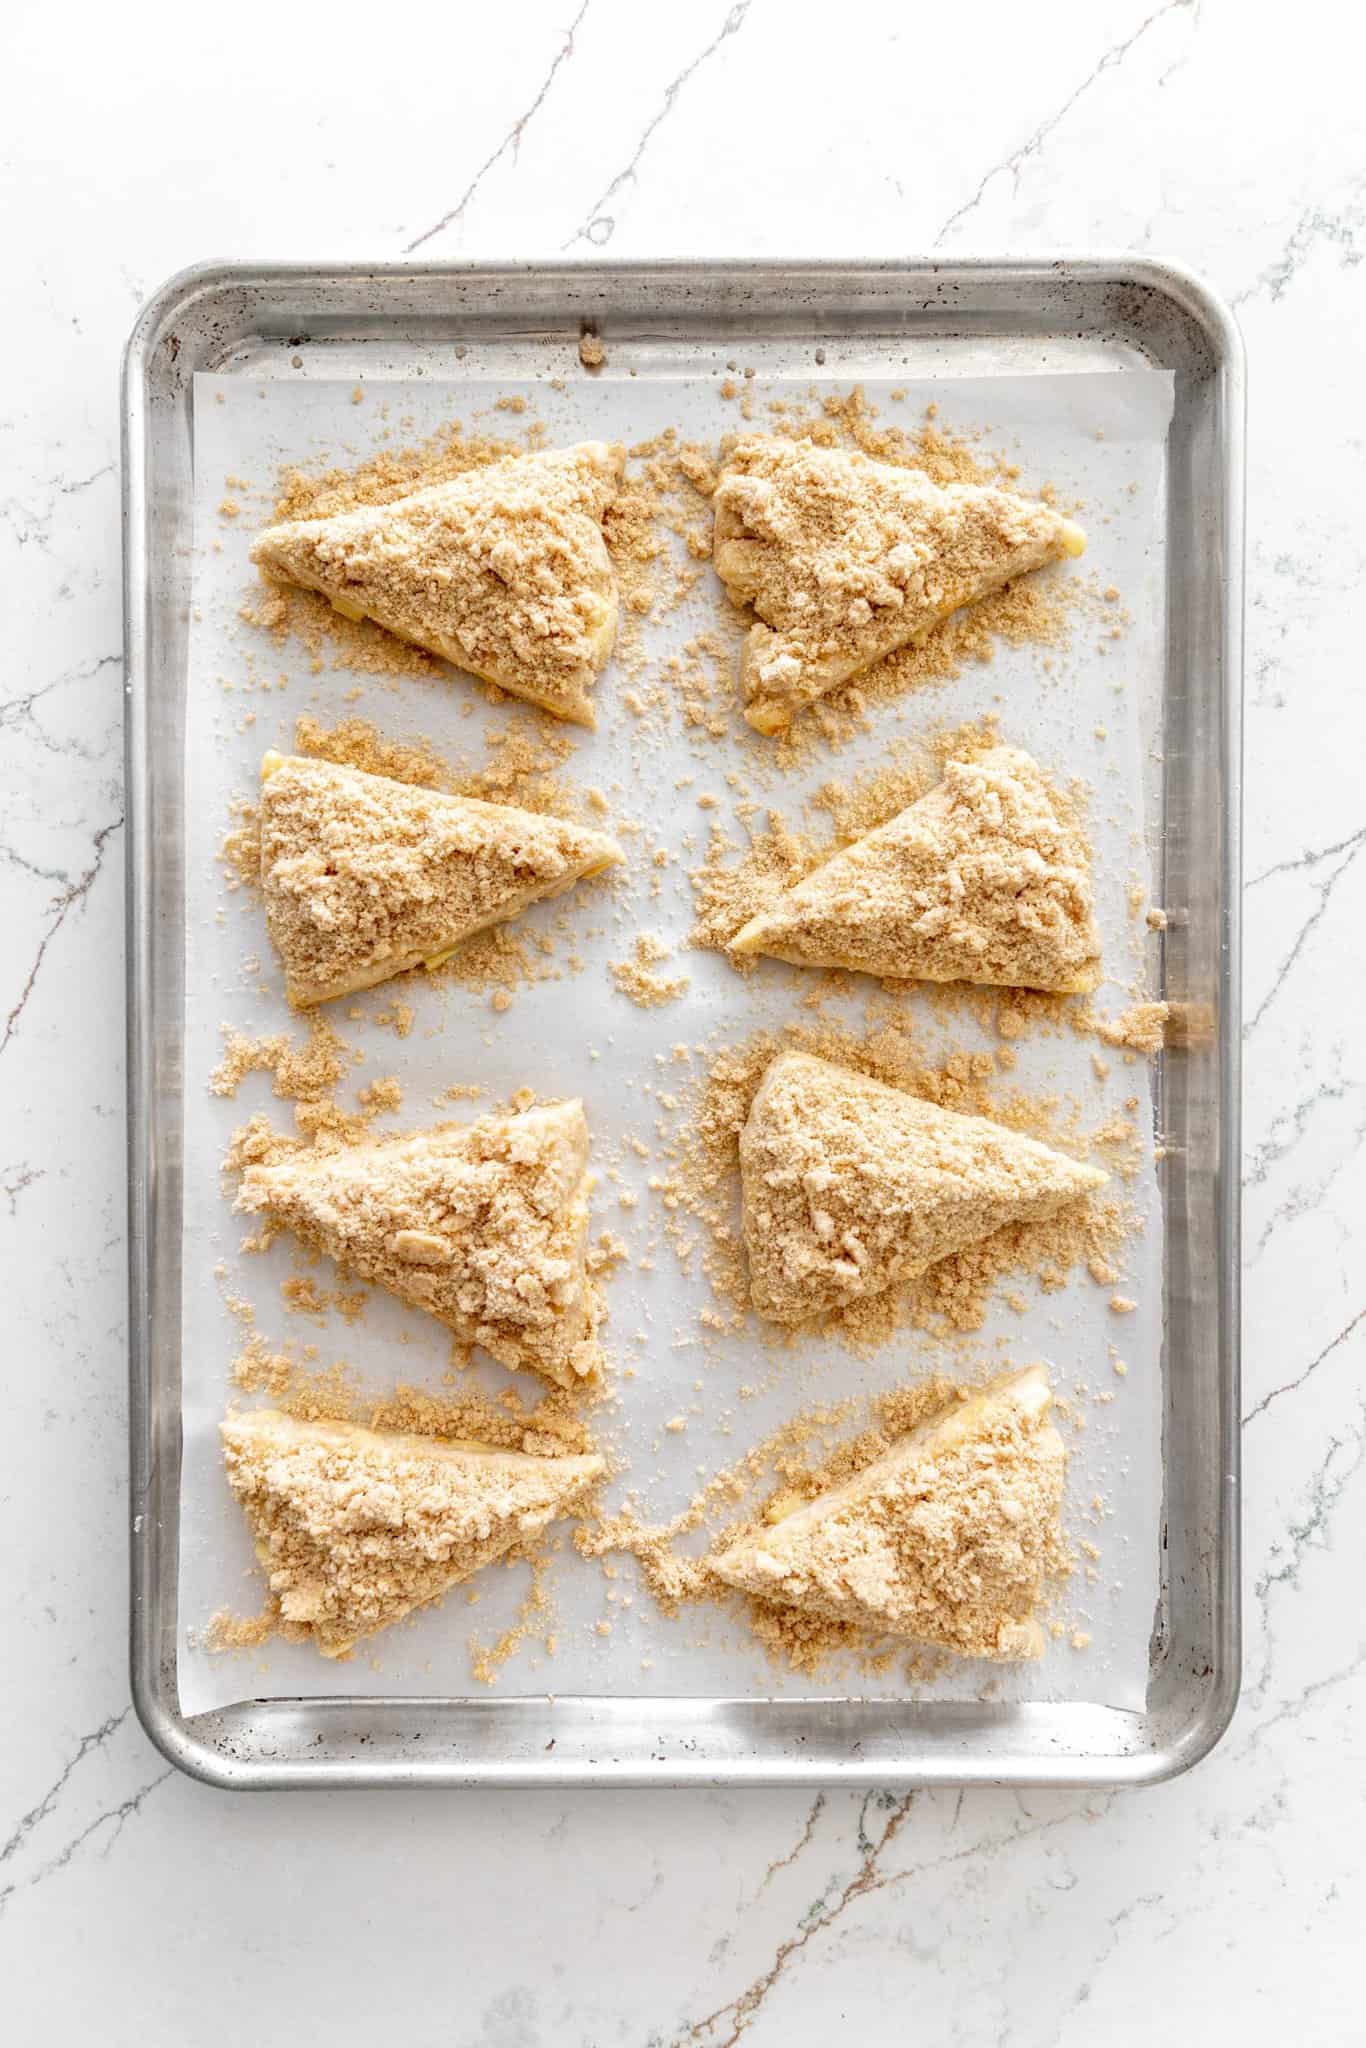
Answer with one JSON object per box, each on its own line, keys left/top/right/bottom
{"left": 610, "top": 933, "right": 690, "bottom": 1008}
{"left": 210, "top": 1014, "right": 348, "bottom": 1104}
{"left": 470, "top": 1558, "right": 552, "bottom": 1684}
{"left": 1086, "top": 1002, "right": 1169, "bottom": 1056}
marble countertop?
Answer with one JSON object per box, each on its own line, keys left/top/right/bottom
{"left": 4, "top": 0, "right": 1362, "bottom": 2037}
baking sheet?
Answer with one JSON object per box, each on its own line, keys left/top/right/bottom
{"left": 177, "top": 360, "right": 1173, "bottom": 1719}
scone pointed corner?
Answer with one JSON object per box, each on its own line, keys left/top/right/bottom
{"left": 739, "top": 1051, "right": 1107, "bottom": 1326}
{"left": 234, "top": 1099, "right": 605, "bottom": 1390}
{"left": 728, "top": 911, "right": 777, "bottom": 956}
{"left": 248, "top": 442, "right": 624, "bottom": 726}
{"left": 258, "top": 752, "right": 623, "bottom": 1007}
{"left": 221, "top": 1408, "right": 604, "bottom": 1656}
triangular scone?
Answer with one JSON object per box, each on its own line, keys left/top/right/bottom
{"left": 712, "top": 438, "right": 1085, "bottom": 732}
{"left": 740, "top": 1052, "right": 1108, "bottom": 1325}
{"left": 258, "top": 751, "right": 623, "bottom": 1005}
{"left": 221, "top": 1409, "right": 603, "bottom": 1657}
{"left": 251, "top": 442, "right": 625, "bottom": 726}
{"left": 731, "top": 747, "right": 1101, "bottom": 993}
{"left": 711, "top": 1365, "right": 1064, "bottom": 1661}
{"left": 236, "top": 1101, "right": 602, "bottom": 1388}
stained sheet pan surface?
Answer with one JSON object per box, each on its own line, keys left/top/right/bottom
{"left": 124, "top": 260, "right": 1242, "bottom": 1787}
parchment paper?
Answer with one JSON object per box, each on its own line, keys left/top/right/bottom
{"left": 178, "top": 358, "right": 1173, "bottom": 1717}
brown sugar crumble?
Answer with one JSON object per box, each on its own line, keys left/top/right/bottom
{"left": 212, "top": 1347, "right": 604, "bottom": 1667}
{"left": 228, "top": 715, "right": 622, "bottom": 1008}
{"left": 691, "top": 721, "right": 1101, "bottom": 1000}
{"left": 713, "top": 430, "right": 1084, "bottom": 732}
{"left": 1084, "top": 1001, "right": 1169, "bottom": 1056}
{"left": 581, "top": 1367, "right": 1070, "bottom": 1678}
{"left": 256, "top": 750, "right": 619, "bottom": 1007}
{"left": 220, "top": 796, "right": 263, "bottom": 892}
{"left": 469, "top": 1556, "right": 555, "bottom": 1684}
{"left": 215, "top": 1405, "right": 602, "bottom": 1660}
{"left": 689, "top": 720, "right": 1002, "bottom": 961}
{"left": 230, "top": 1090, "right": 607, "bottom": 1391}
{"left": 242, "top": 423, "right": 625, "bottom": 705}
{"left": 700, "top": 392, "right": 1092, "bottom": 740}
{"left": 210, "top": 1013, "right": 350, "bottom": 1105}
{"left": 249, "top": 432, "right": 624, "bottom": 725}
{"left": 738, "top": 1052, "right": 1106, "bottom": 1329}
{"left": 200, "top": 377, "right": 1157, "bottom": 1692}
{"left": 712, "top": 1367, "right": 1069, "bottom": 1669}
{"left": 229, "top": 1337, "right": 598, "bottom": 1449}
{"left": 610, "top": 932, "right": 690, "bottom": 1009}
{"left": 649, "top": 1021, "right": 1137, "bottom": 1346}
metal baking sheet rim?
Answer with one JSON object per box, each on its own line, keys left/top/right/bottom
{"left": 123, "top": 257, "right": 1243, "bottom": 1789}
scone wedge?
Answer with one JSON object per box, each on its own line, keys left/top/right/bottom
{"left": 251, "top": 442, "right": 625, "bottom": 726}
{"left": 258, "top": 751, "right": 622, "bottom": 1005}
{"left": 711, "top": 1365, "right": 1064, "bottom": 1661}
{"left": 221, "top": 1408, "right": 603, "bottom": 1657}
{"left": 731, "top": 746, "right": 1101, "bottom": 993}
{"left": 236, "top": 1100, "right": 602, "bottom": 1389}
{"left": 712, "top": 438, "right": 1085, "bottom": 732}
{"left": 740, "top": 1052, "right": 1107, "bottom": 1325}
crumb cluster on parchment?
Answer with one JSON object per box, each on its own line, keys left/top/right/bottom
{"left": 1081, "top": 1000, "right": 1170, "bottom": 1056}
{"left": 210, "top": 1016, "right": 397, "bottom": 1317}
{"left": 210, "top": 1011, "right": 355, "bottom": 1107}
{"left": 609, "top": 931, "right": 690, "bottom": 1008}
{"left": 650, "top": 1019, "right": 1140, "bottom": 1349}
{"left": 229, "top": 1333, "right": 598, "bottom": 1452}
